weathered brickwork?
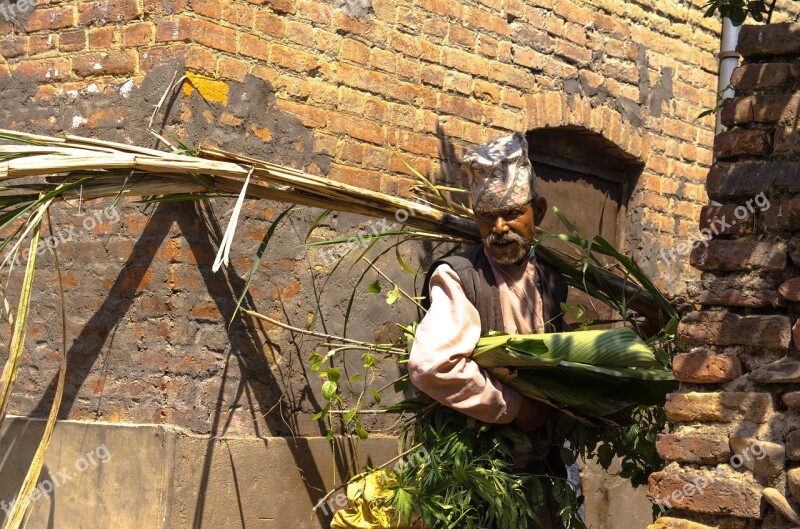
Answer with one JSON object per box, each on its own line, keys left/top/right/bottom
{"left": 0, "top": 0, "right": 750, "bottom": 434}
{"left": 2, "top": 2, "right": 800, "bottom": 526}
{"left": 652, "top": 21, "right": 800, "bottom": 529}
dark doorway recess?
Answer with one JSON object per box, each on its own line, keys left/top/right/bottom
{"left": 526, "top": 126, "right": 644, "bottom": 328}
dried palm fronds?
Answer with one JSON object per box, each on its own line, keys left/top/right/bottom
{"left": 0, "top": 129, "right": 675, "bottom": 333}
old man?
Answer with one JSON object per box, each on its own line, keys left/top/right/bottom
{"left": 408, "top": 132, "right": 569, "bottom": 528}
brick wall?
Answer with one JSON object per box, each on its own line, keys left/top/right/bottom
{"left": 648, "top": 22, "right": 800, "bottom": 529}
{"left": 1, "top": 0, "right": 800, "bottom": 525}
{"left": 2, "top": 0, "right": 773, "bottom": 296}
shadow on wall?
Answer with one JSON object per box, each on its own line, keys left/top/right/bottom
{"left": 0, "top": 61, "right": 360, "bottom": 527}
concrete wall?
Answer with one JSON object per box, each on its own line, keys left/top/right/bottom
{"left": 0, "top": 416, "right": 398, "bottom": 528}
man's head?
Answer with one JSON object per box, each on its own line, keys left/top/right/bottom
{"left": 463, "top": 133, "right": 547, "bottom": 265}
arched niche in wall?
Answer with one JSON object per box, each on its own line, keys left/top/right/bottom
{"left": 526, "top": 126, "right": 644, "bottom": 327}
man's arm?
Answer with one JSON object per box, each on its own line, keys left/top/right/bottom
{"left": 407, "top": 264, "right": 523, "bottom": 424}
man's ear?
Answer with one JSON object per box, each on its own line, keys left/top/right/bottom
{"left": 532, "top": 196, "right": 547, "bottom": 226}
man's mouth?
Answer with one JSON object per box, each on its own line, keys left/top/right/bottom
{"left": 491, "top": 239, "right": 515, "bottom": 247}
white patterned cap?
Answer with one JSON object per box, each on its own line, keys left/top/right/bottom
{"left": 462, "top": 133, "right": 537, "bottom": 213}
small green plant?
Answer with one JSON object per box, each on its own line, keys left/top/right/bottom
{"left": 702, "top": 0, "right": 778, "bottom": 25}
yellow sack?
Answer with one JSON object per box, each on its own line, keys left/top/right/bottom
{"left": 330, "top": 471, "right": 421, "bottom": 529}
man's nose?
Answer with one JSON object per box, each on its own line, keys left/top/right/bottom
{"left": 493, "top": 216, "right": 509, "bottom": 233}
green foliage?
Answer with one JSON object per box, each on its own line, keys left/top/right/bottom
{"left": 702, "top": 0, "right": 776, "bottom": 25}
{"left": 386, "top": 406, "right": 544, "bottom": 529}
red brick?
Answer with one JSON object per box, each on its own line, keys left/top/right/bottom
{"left": 708, "top": 160, "right": 800, "bottom": 202}
{"left": 13, "top": 58, "right": 70, "bottom": 82}
{"left": 439, "top": 93, "right": 482, "bottom": 122}
{"left": 255, "top": 11, "right": 286, "bottom": 38}
{"left": 327, "top": 112, "right": 384, "bottom": 144}
{"left": 752, "top": 94, "right": 800, "bottom": 124}
{"left": 189, "top": 299, "right": 220, "bottom": 320}
{"left": 371, "top": 0, "right": 395, "bottom": 22}
{"left": 219, "top": 57, "right": 250, "bottom": 81}
{"left": 737, "top": 22, "right": 800, "bottom": 58}
{"left": 690, "top": 240, "right": 786, "bottom": 272}
{"left": 763, "top": 197, "right": 800, "bottom": 231}
{"left": 465, "top": 7, "right": 510, "bottom": 37}
{"left": 122, "top": 23, "right": 153, "bottom": 47}
{"left": 73, "top": 50, "right": 137, "bottom": 78}
{"left": 778, "top": 277, "right": 800, "bottom": 302}
{"left": 363, "top": 96, "right": 388, "bottom": 121}
{"left": 295, "top": 0, "right": 333, "bottom": 24}
{"left": 239, "top": 33, "right": 270, "bottom": 61}
{"left": 26, "top": 6, "right": 74, "bottom": 32}
{"left": 390, "top": 29, "right": 422, "bottom": 58}
{"left": 341, "top": 39, "right": 371, "bottom": 64}
{"left": 731, "top": 63, "right": 795, "bottom": 91}
{"left": 28, "top": 34, "right": 57, "bottom": 55}
{"left": 190, "top": 0, "right": 221, "bottom": 18}
{"left": 416, "top": 0, "right": 462, "bottom": 18}
{"left": 489, "top": 62, "right": 534, "bottom": 89}
{"left": 0, "top": 36, "right": 27, "bottom": 59}
{"left": 156, "top": 17, "right": 192, "bottom": 42}
{"left": 775, "top": 123, "right": 800, "bottom": 156}
{"left": 314, "top": 28, "right": 341, "bottom": 54}
{"left": 328, "top": 163, "right": 381, "bottom": 191}
{"left": 285, "top": 20, "right": 315, "bottom": 47}
{"left": 86, "top": 107, "right": 126, "bottom": 128}
{"left": 672, "top": 351, "right": 742, "bottom": 384}
{"left": 448, "top": 23, "right": 477, "bottom": 48}
{"left": 648, "top": 465, "right": 764, "bottom": 518}
{"left": 265, "top": 0, "right": 297, "bottom": 14}
{"left": 222, "top": 3, "right": 253, "bottom": 27}
{"left": 511, "top": 24, "right": 553, "bottom": 52}
{"left": 330, "top": 11, "right": 387, "bottom": 43}
{"left": 192, "top": 19, "right": 237, "bottom": 53}
{"left": 140, "top": 45, "right": 215, "bottom": 74}
{"left": 698, "top": 205, "right": 748, "bottom": 236}
{"left": 420, "top": 64, "right": 445, "bottom": 87}
{"left": 713, "top": 129, "right": 771, "bottom": 159}
{"left": 720, "top": 96, "right": 754, "bottom": 126}
{"left": 60, "top": 29, "right": 87, "bottom": 52}
{"left": 276, "top": 99, "right": 327, "bottom": 128}
{"left": 511, "top": 45, "right": 546, "bottom": 71}
{"left": 665, "top": 391, "right": 773, "bottom": 423}
{"left": 395, "top": 130, "right": 440, "bottom": 157}
{"left": 144, "top": 0, "right": 188, "bottom": 15}
{"left": 656, "top": 432, "right": 731, "bottom": 464}
{"left": 88, "top": 26, "right": 115, "bottom": 48}
{"left": 79, "top": 0, "right": 140, "bottom": 26}
{"left": 478, "top": 35, "right": 499, "bottom": 57}
{"left": 270, "top": 43, "right": 319, "bottom": 73}
{"left": 678, "top": 310, "right": 792, "bottom": 349}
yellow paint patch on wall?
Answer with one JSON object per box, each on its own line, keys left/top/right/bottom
{"left": 182, "top": 72, "right": 229, "bottom": 106}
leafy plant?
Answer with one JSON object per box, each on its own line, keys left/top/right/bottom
{"left": 702, "top": 0, "right": 777, "bottom": 25}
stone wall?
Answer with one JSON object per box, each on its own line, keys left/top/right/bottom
{"left": 648, "top": 22, "right": 800, "bottom": 529}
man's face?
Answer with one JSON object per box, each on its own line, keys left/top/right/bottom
{"left": 476, "top": 197, "right": 547, "bottom": 265}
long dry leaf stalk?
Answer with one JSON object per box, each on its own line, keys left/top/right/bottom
{"left": 0, "top": 129, "right": 672, "bottom": 328}
{"left": 0, "top": 213, "right": 42, "bottom": 429}
{"left": 4, "top": 211, "right": 69, "bottom": 529}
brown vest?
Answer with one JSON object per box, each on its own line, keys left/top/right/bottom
{"left": 422, "top": 245, "right": 568, "bottom": 334}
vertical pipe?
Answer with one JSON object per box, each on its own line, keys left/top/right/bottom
{"left": 716, "top": 17, "right": 742, "bottom": 135}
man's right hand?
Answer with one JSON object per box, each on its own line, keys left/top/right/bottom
{"left": 512, "top": 397, "right": 549, "bottom": 433}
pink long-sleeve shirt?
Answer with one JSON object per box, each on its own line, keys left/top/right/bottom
{"left": 408, "top": 253, "right": 545, "bottom": 424}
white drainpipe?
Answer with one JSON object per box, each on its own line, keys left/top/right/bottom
{"left": 716, "top": 17, "right": 742, "bottom": 135}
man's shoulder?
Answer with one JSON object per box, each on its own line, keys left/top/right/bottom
{"left": 439, "top": 245, "right": 485, "bottom": 272}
